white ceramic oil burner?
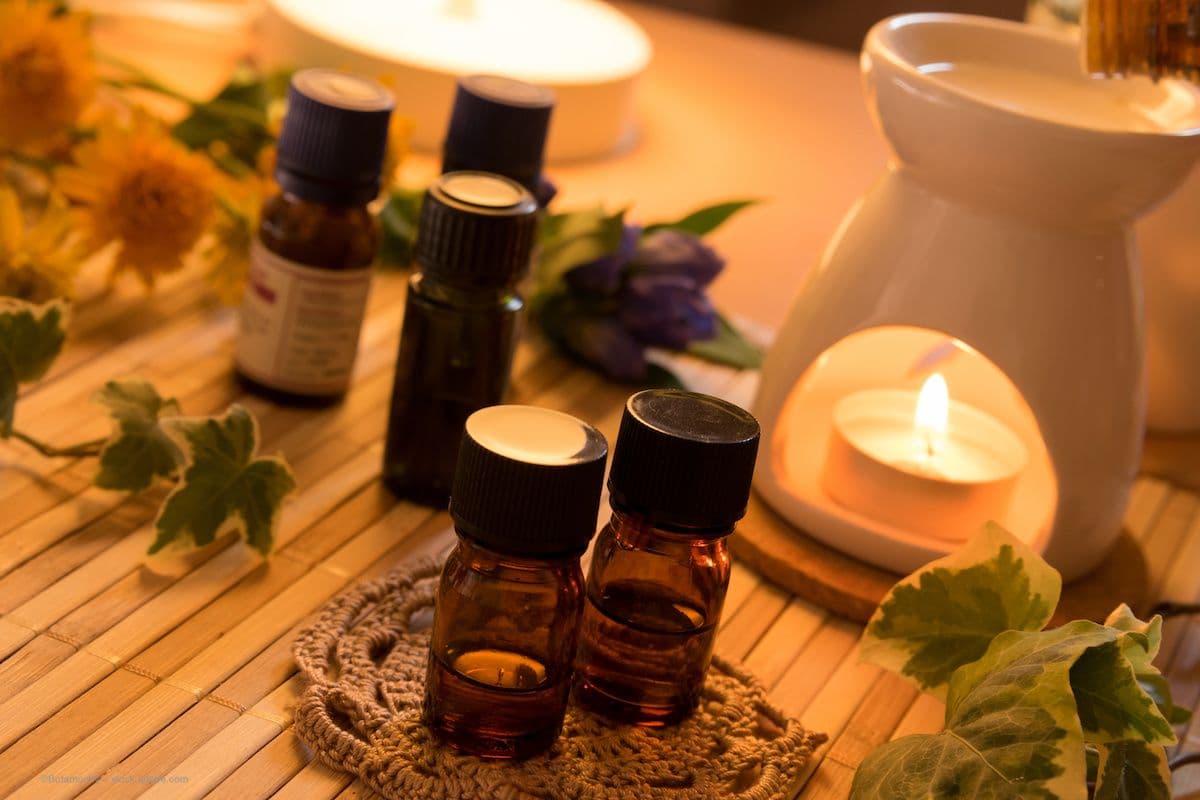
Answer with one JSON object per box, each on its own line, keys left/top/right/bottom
{"left": 753, "top": 14, "right": 1200, "bottom": 581}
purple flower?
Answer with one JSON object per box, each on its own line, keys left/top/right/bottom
{"left": 535, "top": 175, "right": 558, "bottom": 207}
{"left": 560, "top": 314, "right": 647, "bottom": 382}
{"left": 632, "top": 229, "right": 725, "bottom": 287}
{"left": 618, "top": 272, "right": 717, "bottom": 350}
{"left": 564, "top": 223, "right": 641, "bottom": 296}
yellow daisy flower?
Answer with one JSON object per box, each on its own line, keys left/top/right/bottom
{"left": 58, "top": 119, "right": 216, "bottom": 286}
{"left": 202, "top": 174, "right": 263, "bottom": 305}
{"left": 0, "top": 1, "right": 96, "bottom": 150}
{"left": 0, "top": 184, "right": 82, "bottom": 302}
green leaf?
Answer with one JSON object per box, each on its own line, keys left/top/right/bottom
{"left": 1104, "top": 605, "right": 1192, "bottom": 726}
{"left": 0, "top": 298, "right": 67, "bottom": 436}
{"left": 1069, "top": 638, "right": 1175, "bottom": 745}
{"left": 534, "top": 206, "right": 625, "bottom": 294}
{"left": 644, "top": 363, "right": 686, "bottom": 390}
{"left": 379, "top": 187, "right": 424, "bottom": 267}
{"left": 642, "top": 199, "right": 757, "bottom": 237}
{"left": 860, "top": 522, "right": 1062, "bottom": 698}
{"left": 93, "top": 380, "right": 184, "bottom": 492}
{"left": 854, "top": 623, "right": 1118, "bottom": 800}
{"left": 685, "top": 314, "right": 763, "bottom": 369}
{"left": 152, "top": 405, "right": 296, "bottom": 556}
{"left": 1093, "top": 741, "right": 1172, "bottom": 800}
{"left": 172, "top": 65, "right": 291, "bottom": 172}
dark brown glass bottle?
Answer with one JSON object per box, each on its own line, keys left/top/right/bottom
{"left": 1086, "top": 0, "right": 1200, "bottom": 81}
{"left": 235, "top": 69, "right": 392, "bottom": 405}
{"left": 424, "top": 404, "right": 608, "bottom": 759}
{"left": 382, "top": 172, "right": 537, "bottom": 506}
{"left": 573, "top": 390, "right": 760, "bottom": 727}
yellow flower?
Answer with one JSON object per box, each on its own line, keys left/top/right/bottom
{"left": 0, "top": 184, "right": 82, "bottom": 302}
{"left": 0, "top": 1, "right": 96, "bottom": 150}
{"left": 382, "top": 114, "right": 414, "bottom": 188}
{"left": 58, "top": 119, "right": 216, "bottom": 286}
{"left": 202, "top": 175, "right": 263, "bottom": 305}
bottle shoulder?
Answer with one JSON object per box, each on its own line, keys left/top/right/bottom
{"left": 258, "top": 192, "right": 380, "bottom": 269}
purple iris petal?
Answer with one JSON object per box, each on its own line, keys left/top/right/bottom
{"left": 633, "top": 229, "right": 725, "bottom": 287}
{"left": 535, "top": 175, "right": 558, "bottom": 207}
{"left": 560, "top": 314, "right": 648, "bottom": 382}
{"left": 564, "top": 223, "right": 642, "bottom": 296}
{"left": 619, "top": 272, "right": 718, "bottom": 350}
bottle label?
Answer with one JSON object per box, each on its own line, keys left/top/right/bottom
{"left": 235, "top": 241, "right": 373, "bottom": 395}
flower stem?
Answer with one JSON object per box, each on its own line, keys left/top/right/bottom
{"left": 98, "top": 54, "right": 268, "bottom": 130}
{"left": 9, "top": 430, "right": 105, "bottom": 459}
{"left": 1171, "top": 751, "right": 1200, "bottom": 772}
{"left": 1149, "top": 601, "right": 1200, "bottom": 619}
{"left": 2, "top": 151, "right": 57, "bottom": 172}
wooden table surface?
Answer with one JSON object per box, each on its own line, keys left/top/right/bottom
{"left": 0, "top": 3, "right": 1195, "bottom": 799}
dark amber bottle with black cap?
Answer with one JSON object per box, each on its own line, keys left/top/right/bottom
{"left": 442, "top": 74, "right": 556, "bottom": 203}
{"left": 424, "top": 404, "right": 608, "bottom": 759}
{"left": 382, "top": 171, "right": 538, "bottom": 506}
{"left": 235, "top": 69, "right": 393, "bottom": 405}
{"left": 573, "top": 389, "right": 761, "bottom": 727}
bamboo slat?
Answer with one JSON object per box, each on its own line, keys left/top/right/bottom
{"left": 0, "top": 265, "right": 1195, "bottom": 800}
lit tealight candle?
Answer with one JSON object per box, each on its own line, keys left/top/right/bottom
{"left": 820, "top": 373, "right": 1028, "bottom": 541}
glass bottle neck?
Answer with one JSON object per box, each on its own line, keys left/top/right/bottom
{"left": 411, "top": 272, "right": 520, "bottom": 308}
{"left": 607, "top": 509, "right": 733, "bottom": 547}
{"left": 453, "top": 531, "right": 581, "bottom": 573}
{"left": 1086, "top": 0, "right": 1200, "bottom": 81}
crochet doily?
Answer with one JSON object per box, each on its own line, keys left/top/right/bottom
{"left": 293, "top": 557, "right": 827, "bottom": 800}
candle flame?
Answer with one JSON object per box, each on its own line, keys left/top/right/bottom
{"left": 914, "top": 373, "right": 950, "bottom": 459}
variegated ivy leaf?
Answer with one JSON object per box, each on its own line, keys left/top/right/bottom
{"left": 860, "top": 522, "right": 1061, "bottom": 697}
{"left": 1068, "top": 637, "right": 1175, "bottom": 745}
{"left": 1106, "top": 604, "right": 1192, "bottom": 725}
{"left": 93, "top": 380, "right": 184, "bottom": 492}
{"left": 0, "top": 298, "right": 67, "bottom": 435}
{"left": 151, "top": 405, "right": 296, "bottom": 556}
{"left": 853, "top": 622, "right": 1134, "bottom": 800}
{"left": 1093, "top": 740, "right": 1172, "bottom": 800}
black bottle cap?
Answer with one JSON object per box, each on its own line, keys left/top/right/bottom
{"left": 441, "top": 74, "right": 556, "bottom": 196}
{"left": 415, "top": 171, "right": 538, "bottom": 288}
{"left": 450, "top": 405, "right": 609, "bottom": 558}
{"left": 608, "top": 390, "right": 761, "bottom": 534}
{"left": 275, "top": 69, "right": 394, "bottom": 205}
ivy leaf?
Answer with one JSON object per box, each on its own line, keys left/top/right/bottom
{"left": 1093, "top": 741, "right": 1172, "bottom": 800}
{"left": 93, "top": 380, "right": 184, "bottom": 492}
{"left": 1105, "top": 604, "right": 1192, "bottom": 725}
{"left": 860, "top": 522, "right": 1062, "bottom": 698}
{"left": 642, "top": 199, "right": 757, "bottom": 237}
{"left": 0, "top": 298, "right": 67, "bottom": 436}
{"left": 853, "top": 623, "right": 1121, "bottom": 800}
{"left": 1068, "top": 638, "right": 1175, "bottom": 745}
{"left": 379, "top": 187, "right": 425, "bottom": 267}
{"left": 151, "top": 405, "right": 296, "bottom": 556}
{"left": 686, "top": 314, "right": 763, "bottom": 370}
{"left": 534, "top": 206, "right": 626, "bottom": 294}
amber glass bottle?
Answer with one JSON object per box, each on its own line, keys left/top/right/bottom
{"left": 382, "top": 172, "right": 537, "bottom": 506}
{"left": 1086, "top": 0, "right": 1200, "bottom": 80}
{"left": 424, "top": 404, "right": 608, "bottom": 759}
{"left": 573, "top": 390, "right": 760, "bottom": 727}
{"left": 235, "top": 69, "right": 393, "bottom": 405}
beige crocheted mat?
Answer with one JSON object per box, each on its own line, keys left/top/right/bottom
{"left": 292, "top": 557, "right": 828, "bottom": 800}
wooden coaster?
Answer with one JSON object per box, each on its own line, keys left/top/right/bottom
{"left": 731, "top": 492, "right": 1151, "bottom": 625}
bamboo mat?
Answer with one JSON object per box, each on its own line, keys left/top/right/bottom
{"left": 0, "top": 268, "right": 1197, "bottom": 800}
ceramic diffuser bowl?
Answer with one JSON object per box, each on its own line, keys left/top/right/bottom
{"left": 752, "top": 14, "right": 1200, "bottom": 580}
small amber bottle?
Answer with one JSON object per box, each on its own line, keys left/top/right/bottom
{"left": 424, "top": 404, "right": 608, "bottom": 759}
{"left": 573, "top": 390, "right": 760, "bottom": 727}
{"left": 235, "top": 69, "right": 393, "bottom": 405}
{"left": 382, "top": 172, "right": 537, "bottom": 506}
{"left": 1086, "top": 0, "right": 1200, "bottom": 80}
